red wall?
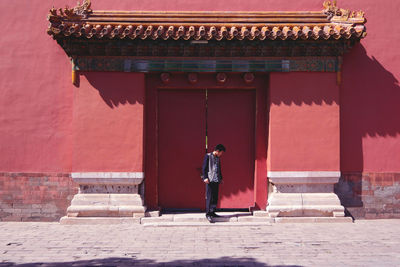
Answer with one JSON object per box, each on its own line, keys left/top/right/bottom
{"left": 0, "top": 1, "right": 73, "bottom": 172}
{"left": 268, "top": 72, "right": 340, "bottom": 171}
{"left": 0, "top": 1, "right": 146, "bottom": 173}
{"left": 0, "top": 0, "right": 399, "bottom": 174}
{"left": 72, "top": 72, "right": 144, "bottom": 172}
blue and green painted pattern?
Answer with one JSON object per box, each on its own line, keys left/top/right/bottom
{"left": 73, "top": 56, "right": 340, "bottom": 73}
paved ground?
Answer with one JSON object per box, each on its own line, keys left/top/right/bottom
{"left": 0, "top": 219, "right": 399, "bottom": 266}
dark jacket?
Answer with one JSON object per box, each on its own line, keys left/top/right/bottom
{"left": 201, "top": 152, "right": 223, "bottom": 182}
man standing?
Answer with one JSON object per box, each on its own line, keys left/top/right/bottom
{"left": 201, "top": 144, "right": 226, "bottom": 223}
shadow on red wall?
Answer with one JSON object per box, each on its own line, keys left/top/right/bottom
{"left": 340, "top": 43, "right": 400, "bottom": 171}
{"left": 269, "top": 75, "right": 339, "bottom": 106}
{"left": 336, "top": 42, "right": 400, "bottom": 214}
{"left": 81, "top": 72, "right": 144, "bottom": 108}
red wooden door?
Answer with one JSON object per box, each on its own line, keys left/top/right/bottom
{"left": 158, "top": 89, "right": 255, "bottom": 210}
{"left": 158, "top": 90, "right": 206, "bottom": 210}
{"left": 207, "top": 89, "right": 255, "bottom": 209}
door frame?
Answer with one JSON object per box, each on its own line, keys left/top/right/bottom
{"left": 144, "top": 72, "right": 269, "bottom": 211}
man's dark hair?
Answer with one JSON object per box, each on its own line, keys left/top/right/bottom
{"left": 214, "top": 144, "right": 226, "bottom": 152}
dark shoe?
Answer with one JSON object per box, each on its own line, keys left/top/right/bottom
{"left": 210, "top": 211, "right": 221, "bottom": 217}
{"left": 206, "top": 213, "right": 214, "bottom": 223}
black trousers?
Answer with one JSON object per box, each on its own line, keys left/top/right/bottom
{"left": 205, "top": 181, "right": 219, "bottom": 214}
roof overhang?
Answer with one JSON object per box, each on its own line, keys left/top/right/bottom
{"left": 47, "top": 0, "right": 367, "bottom": 84}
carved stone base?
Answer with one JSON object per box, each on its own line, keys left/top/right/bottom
{"left": 266, "top": 171, "right": 345, "bottom": 218}
{"left": 60, "top": 172, "right": 146, "bottom": 223}
{"left": 66, "top": 193, "right": 146, "bottom": 217}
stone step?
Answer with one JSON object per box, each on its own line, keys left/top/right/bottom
{"left": 140, "top": 212, "right": 274, "bottom": 225}
{"left": 66, "top": 205, "right": 146, "bottom": 217}
{"left": 59, "top": 216, "right": 352, "bottom": 225}
{"left": 59, "top": 211, "right": 354, "bottom": 225}
{"left": 274, "top": 217, "right": 353, "bottom": 223}
{"left": 59, "top": 216, "right": 141, "bottom": 224}
{"left": 142, "top": 221, "right": 273, "bottom": 227}
{"left": 71, "top": 194, "right": 144, "bottom": 206}
{"left": 140, "top": 211, "right": 353, "bottom": 225}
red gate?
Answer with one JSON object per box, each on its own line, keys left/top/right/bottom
{"left": 145, "top": 73, "right": 268, "bottom": 211}
{"left": 158, "top": 88, "right": 255, "bottom": 210}
{"left": 158, "top": 90, "right": 206, "bottom": 209}
{"left": 207, "top": 90, "right": 255, "bottom": 208}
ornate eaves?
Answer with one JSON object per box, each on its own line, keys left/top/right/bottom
{"left": 47, "top": 0, "right": 366, "bottom": 42}
{"left": 47, "top": 0, "right": 366, "bottom": 85}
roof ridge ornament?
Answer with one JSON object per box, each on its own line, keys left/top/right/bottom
{"left": 73, "top": 0, "right": 92, "bottom": 18}
{"left": 323, "top": 0, "right": 365, "bottom": 22}
{"left": 49, "top": 0, "right": 92, "bottom": 21}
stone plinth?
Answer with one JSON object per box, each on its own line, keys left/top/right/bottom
{"left": 60, "top": 172, "right": 146, "bottom": 224}
{"left": 266, "top": 171, "right": 345, "bottom": 218}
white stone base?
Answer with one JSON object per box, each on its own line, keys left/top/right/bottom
{"left": 66, "top": 193, "right": 146, "bottom": 217}
{"left": 266, "top": 171, "right": 346, "bottom": 218}
{"left": 267, "top": 193, "right": 345, "bottom": 217}
{"left": 60, "top": 172, "right": 146, "bottom": 223}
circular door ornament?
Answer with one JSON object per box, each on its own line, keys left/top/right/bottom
{"left": 216, "top": 72, "right": 227, "bottom": 84}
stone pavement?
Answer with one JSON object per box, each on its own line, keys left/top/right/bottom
{"left": 0, "top": 219, "right": 399, "bottom": 266}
